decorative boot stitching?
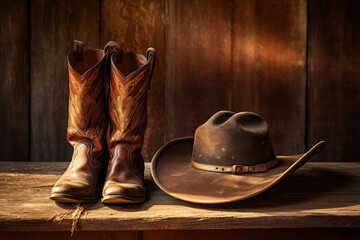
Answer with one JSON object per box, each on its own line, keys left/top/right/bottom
{"left": 80, "top": 140, "right": 102, "bottom": 170}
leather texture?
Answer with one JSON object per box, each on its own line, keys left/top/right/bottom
{"left": 151, "top": 111, "right": 326, "bottom": 204}
{"left": 50, "top": 41, "right": 108, "bottom": 203}
{"left": 102, "top": 42, "right": 156, "bottom": 204}
{"left": 191, "top": 111, "right": 276, "bottom": 172}
{"left": 191, "top": 158, "right": 277, "bottom": 174}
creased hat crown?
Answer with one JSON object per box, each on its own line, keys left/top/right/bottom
{"left": 192, "top": 111, "right": 276, "bottom": 171}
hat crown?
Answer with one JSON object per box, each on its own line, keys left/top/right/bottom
{"left": 192, "top": 111, "right": 276, "bottom": 168}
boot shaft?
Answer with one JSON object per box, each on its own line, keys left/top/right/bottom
{"left": 108, "top": 45, "right": 156, "bottom": 151}
{"left": 67, "top": 41, "right": 108, "bottom": 156}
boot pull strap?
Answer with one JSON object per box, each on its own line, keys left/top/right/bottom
{"left": 73, "top": 40, "right": 84, "bottom": 62}
{"left": 104, "top": 41, "right": 123, "bottom": 65}
{"left": 146, "top": 47, "right": 156, "bottom": 90}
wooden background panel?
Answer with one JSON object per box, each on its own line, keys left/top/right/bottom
{"left": 165, "top": 0, "right": 233, "bottom": 140}
{"left": 0, "top": 0, "right": 29, "bottom": 161}
{"left": 30, "top": 0, "right": 100, "bottom": 162}
{"left": 0, "top": 0, "right": 358, "bottom": 163}
{"left": 231, "top": 0, "right": 307, "bottom": 155}
{"left": 101, "top": 0, "right": 165, "bottom": 162}
{"left": 308, "top": 0, "right": 360, "bottom": 161}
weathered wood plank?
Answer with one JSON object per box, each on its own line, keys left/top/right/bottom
{"left": 30, "top": 0, "right": 100, "bottom": 162}
{"left": 165, "top": 0, "right": 233, "bottom": 141}
{"left": 144, "top": 229, "right": 360, "bottom": 240}
{"left": 231, "top": 0, "right": 307, "bottom": 155}
{"left": 101, "top": 0, "right": 166, "bottom": 162}
{"left": 0, "top": 231, "right": 139, "bottom": 240}
{"left": 307, "top": 0, "right": 360, "bottom": 161}
{"left": 1, "top": 228, "right": 359, "bottom": 240}
{"left": 0, "top": 162, "right": 359, "bottom": 231}
{"left": 0, "top": 0, "right": 29, "bottom": 161}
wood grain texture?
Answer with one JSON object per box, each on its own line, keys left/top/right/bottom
{"left": 0, "top": 162, "right": 359, "bottom": 231}
{"left": 307, "top": 0, "right": 360, "bottom": 161}
{"left": 0, "top": 231, "right": 139, "bottom": 240}
{"left": 165, "top": 0, "right": 233, "bottom": 141}
{"left": 30, "top": 0, "right": 100, "bottom": 162}
{"left": 144, "top": 229, "right": 360, "bottom": 240}
{"left": 0, "top": 0, "right": 29, "bottom": 161}
{"left": 231, "top": 0, "right": 307, "bottom": 155}
{"left": 101, "top": 0, "right": 166, "bottom": 162}
{"left": 0, "top": 228, "right": 360, "bottom": 240}
{"left": 1, "top": 0, "right": 359, "bottom": 167}
{"left": 1, "top": 229, "right": 358, "bottom": 240}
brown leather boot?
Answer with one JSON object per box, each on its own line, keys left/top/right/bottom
{"left": 50, "top": 40, "right": 108, "bottom": 203}
{"left": 102, "top": 42, "right": 156, "bottom": 204}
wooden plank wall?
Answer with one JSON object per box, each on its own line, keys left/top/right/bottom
{"left": 165, "top": 0, "right": 233, "bottom": 141}
{"left": 30, "top": 0, "right": 100, "bottom": 162}
{"left": 0, "top": 0, "right": 29, "bottom": 161}
{"left": 308, "top": 0, "right": 360, "bottom": 161}
{"left": 0, "top": 0, "right": 358, "bottom": 162}
{"left": 166, "top": 0, "right": 307, "bottom": 156}
{"left": 231, "top": 0, "right": 307, "bottom": 155}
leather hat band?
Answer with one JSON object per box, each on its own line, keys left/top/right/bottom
{"left": 191, "top": 158, "right": 277, "bottom": 175}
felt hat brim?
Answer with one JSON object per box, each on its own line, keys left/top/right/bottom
{"left": 151, "top": 137, "right": 326, "bottom": 204}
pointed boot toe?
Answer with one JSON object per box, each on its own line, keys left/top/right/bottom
{"left": 50, "top": 185, "right": 96, "bottom": 203}
{"left": 50, "top": 176, "right": 99, "bottom": 203}
{"left": 102, "top": 180, "right": 145, "bottom": 204}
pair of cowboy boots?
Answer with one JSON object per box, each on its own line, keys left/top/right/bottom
{"left": 50, "top": 40, "right": 156, "bottom": 204}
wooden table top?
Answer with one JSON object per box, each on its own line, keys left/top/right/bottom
{"left": 0, "top": 162, "right": 359, "bottom": 231}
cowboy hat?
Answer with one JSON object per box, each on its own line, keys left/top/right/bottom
{"left": 151, "top": 111, "right": 326, "bottom": 204}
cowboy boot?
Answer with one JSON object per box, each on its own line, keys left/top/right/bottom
{"left": 50, "top": 40, "right": 108, "bottom": 203}
{"left": 102, "top": 42, "right": 156, "bottom": 204}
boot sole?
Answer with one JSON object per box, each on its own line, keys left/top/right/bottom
{"left": 101, "top": 195, "right": 145, "bottom": 204}
{"left": 50, "top": 193, "right": 97, "bottom": 203}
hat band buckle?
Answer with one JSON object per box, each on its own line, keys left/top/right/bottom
{"left": 191, "top": 158, "right": 277, "bottom": 175}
